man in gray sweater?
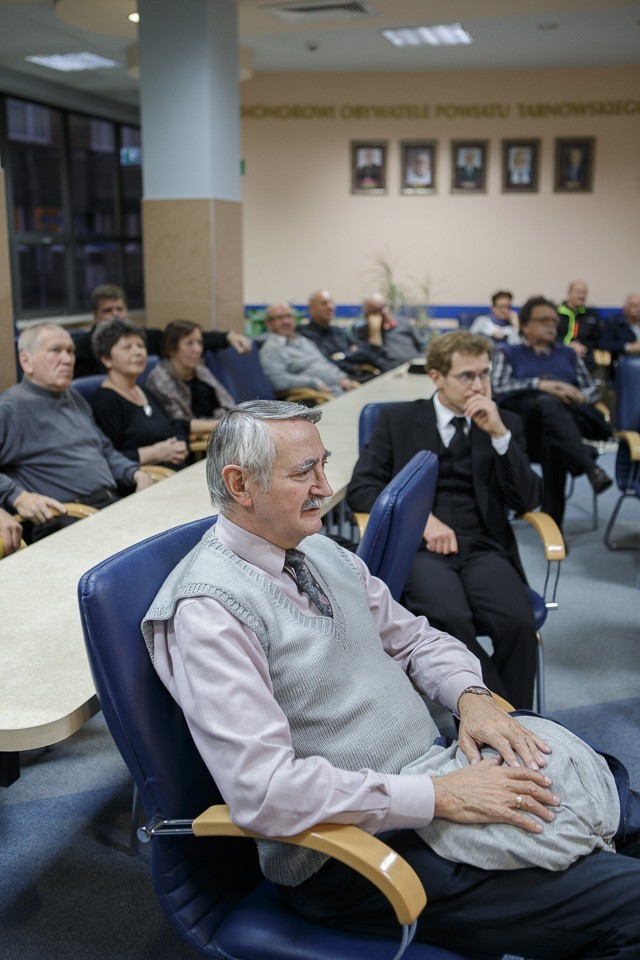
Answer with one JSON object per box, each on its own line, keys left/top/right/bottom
{"left": 0, "top": 323, "right": 153, "bottom": 540}
{"left": 144, "top": 400, "right": 640, "bottom": 960}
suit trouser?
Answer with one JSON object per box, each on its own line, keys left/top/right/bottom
{"left": 498, "top": 392, "right": 608, "bottom": 527}
{"left": 281, "top": 830, "right": 640, "bottom": 959}
{"left": 401, "top": 539, "right": 537, "bottom": 709}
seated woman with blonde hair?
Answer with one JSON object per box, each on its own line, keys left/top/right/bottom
{"left": 91, "top": 318, "right": 189, "bottom": 469}
{"left": 144, "top": 319, "right": 235, "bottom": 436}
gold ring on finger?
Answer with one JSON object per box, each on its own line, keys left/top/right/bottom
{"left": 515, "top": 794, "right": 523, "bottom": 811}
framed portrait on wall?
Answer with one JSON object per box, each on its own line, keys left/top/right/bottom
{"left": 554, "top": 137, "right": 595, "bottom": 193}
{"left": 502, "top": 139, "right": 540, "bottom": 193}
{"left": 451, "top": 140, "right": 488, "bottom": 193}
{"left": 351, "top": 141, "right": 387, "bottom": 195}
{"left": 400, "top": 141, "right": 437, "bottom": 195}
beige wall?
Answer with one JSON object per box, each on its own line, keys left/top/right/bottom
{"left": 240, "top": 66, "right": 640, "bottom": 308}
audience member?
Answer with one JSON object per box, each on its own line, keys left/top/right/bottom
{"left": 91, "top": 318, "right": 189, "bottom": 468}
{"left": 353, "top": 294, "right": 434, "bottom": 372}
{"left": 0, "top": 508, "right": 22, "bottom": 556}
{"left": 260, "top": 302, "right": 358, "bottom": 397}
{"left": 300, "top": 289, "right": 380, "bottom": 382}
{"left": 556, "top": 280, "right": 603, "bottom": 367}
{"left": 74, "top": 283, "right": 251, "bottom": 379}
{"left": 0, "top": 324, "right": 154, "bottom": 542}
{"left": 598, "top": 293, "right": 640, "bottom": 364}
{"left": 492, "top": 296, "right": 612, "bottom": 528}
{"left": 348, "top": 331, "right": 539, "bottom": 708}
{"left": 145, "top": 320, "right": 235, "bottom": 437}
{"left": 143, "top": 399, "right": 640, "bottom": 960}
{"left": 470, "top": 290, "right": 521, "bottom": 345}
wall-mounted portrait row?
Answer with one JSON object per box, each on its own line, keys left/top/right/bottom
{"left": 350, "top": 137, "right": 595, "bottom": 196}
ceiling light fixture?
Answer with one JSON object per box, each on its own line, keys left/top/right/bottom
{"left": 25, "top": 52, "right": 120, "bottom": 72}
{"left": 128, "top": 12, "right": 140, "bottom": 24}
{"left": 382, "top": 23, "right": 472, "bottom": 48}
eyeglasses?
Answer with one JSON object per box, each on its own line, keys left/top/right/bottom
{"left": 448, "top": 369, "right": 491, "bottom": 386}
{"left": 269, "top": 312, "right": 295, "bottom": 322}
{"left": 530, "top": 316, "right": 559, "bottom": 326}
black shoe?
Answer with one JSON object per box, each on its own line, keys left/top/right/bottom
{"left": 587, "top": 465, "right": 613, "bottom": 495}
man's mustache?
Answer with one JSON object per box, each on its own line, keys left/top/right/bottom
{"left": 302, "top": 497, "right": 330, "bottom": 512}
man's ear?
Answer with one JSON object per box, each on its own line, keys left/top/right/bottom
{"left": 18, "top": 351, "right": 32, "bottom": 377}
{"left": 222, "top": 464, "right": 253, "bottom": 507}
{"left": 428, "top": 368, "right": 442, "bottom": 389}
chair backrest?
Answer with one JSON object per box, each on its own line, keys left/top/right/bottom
{"left": 356, "top": 451, "right": 438, "bottom": 601}
{"left": 139, "top": 353, "right": 160, "bottom": 385}
{"left": 71, "top": 373, "right": 105, "bottom": 401}
{"left": 205, "top": 343, "right": 276, "bottom": 402}
{"left": 78, "top": 516, "right": 264, "bottom": 954}
{"left": 358, "top": 401, "right": 405, "bottom": 452}
{"left": 615, "top": 356, "right": 640, "bottom": 431}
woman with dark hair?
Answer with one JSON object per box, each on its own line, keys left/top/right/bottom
{"left": 144, "top": 319, "right": 235, "bottom": 435}
{"left": 91, "top": 318, "right": 189, "bottom": 468}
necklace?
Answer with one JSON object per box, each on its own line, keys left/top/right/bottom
{"left": 106, "top": 379, "right": 153, "bottom": 417}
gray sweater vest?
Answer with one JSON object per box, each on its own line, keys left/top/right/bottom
{"left": 143, "top": 529, "right": 442, "bottom": 884}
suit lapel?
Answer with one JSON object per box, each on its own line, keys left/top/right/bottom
{"left": 410, "top": 397, "right": 440, "bottom": 455}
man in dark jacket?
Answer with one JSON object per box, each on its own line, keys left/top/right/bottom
{"left": 348, "top": 331, "right": 540, "bottom": 708}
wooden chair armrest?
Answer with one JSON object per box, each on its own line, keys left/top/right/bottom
{"left": 491, "top": 692, "right": 515, "bottom": 712}
{"left": 0, "top": 538, "right": 27, "bottom": 558}
{"left": 594, "top": 400, "right": 611, "bottom": 424}
{"left": 139, "top": 465, "right": 176, "bottom": 482}
{"left": 517, "top": 511, "right": 566, "bottom": 562}
{"left": 352, "top": 511, "right": 370, "bottom": 539}
{"left": 14, "top": 502, "right": 99, "bottom": 522}
{"left": 280, "top": 387, "right": 333, "bottom": 405}
{"left": 592, "top": 349, "right": 612, "bottom": 368}
{"left": 189, "top": 434, "right": 211, "bottom": 453}
{"left": 192, "top": 804, "right": 426, "bottom": 925}
{"left": 615, "top": 430, "right": 640, "bottom": 460}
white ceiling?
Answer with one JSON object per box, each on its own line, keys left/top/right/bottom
{"left": 0, "top": 0, "right": 638, "bottom": 109}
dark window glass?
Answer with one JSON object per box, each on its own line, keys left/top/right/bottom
{"left": 68, "top": 114, "right": 118, "bottom": 237}
{"left": 7, "top": 98, "right": 65, "bottom": 234}
{"left": 75, "top": 242, "right": 122, "bottom": 310}
{"left": 123, "top": 241, "right": 143, "bottom": 306}
{"left": 18, "top": 242, "right": 68, "bottom": 312}
{"left": 120, "top": 125, "right": 142, "bottom": 238}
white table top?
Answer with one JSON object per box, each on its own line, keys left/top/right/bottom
{"left": 0, "top": 364, "right": 432, "bottom": 753}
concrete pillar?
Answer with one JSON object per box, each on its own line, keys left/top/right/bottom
{"left": 138, "top": 0, "right": 243, "bottom": 333}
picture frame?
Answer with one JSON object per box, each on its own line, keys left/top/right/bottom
{"left": 400, "top": 141, "right": 437, "bottom": 195}
{"left": 502, "top": 139, "right": 540, "bottom": 193}
{"left": 554, "top": 137, "right": 595, "bottom": 193}
{"left": 451, "top": 140, "right": 488, "bottom": 194}
{"left": 351, "top": 141, "right": 387, "bottom": 195}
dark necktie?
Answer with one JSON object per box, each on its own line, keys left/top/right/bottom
{"left": 284, "top": 549, "right": 334, "bottom": 618}
{"left": 448, "top": 416, "right": 469, "bottom": 459}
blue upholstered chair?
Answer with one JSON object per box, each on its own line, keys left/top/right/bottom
{"left": 604, "top": 356, "right": 640, "bottom": 550}
{"left": 78, "top": 514, "right": 500, "bottom": 960}
{"left": 357, "top": 402, "right": 566, "bottom": 715}
{"left": 71, "top": 355, "right": 160, "bottom": 401}
{"left": 204, "top": 343, "right": 276, "bottom": 402}
{"left": 356, "top": 450, "right": 438, "bottom": 602}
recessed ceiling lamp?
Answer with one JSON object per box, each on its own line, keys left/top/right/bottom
{"left": 25, "top": 52, "right": 120, "bottom": 72}
{"left": 382, "top": 23, "right": 473, "bottom": 47}
{"left": 128, "top": 12, "right": 140, "bottom": 24}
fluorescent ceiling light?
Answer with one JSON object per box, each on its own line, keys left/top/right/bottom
{"left": 382, "top": 23, "right": 473, "bottom": 48}
{"left": 25, "top": 52, "right": 120, "bottom": 72}
{"left": 128, "top": 12, "right": 140, "bottom": 24}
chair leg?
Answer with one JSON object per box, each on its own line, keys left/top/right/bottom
{"left": 535, "top": 633, "right": 545, "bottom": 715}
{"left": 130, "top": 782, "right": 143, "bottom": 854}
{"left": 604, "top": 492, "right": 637, "bottom": 550}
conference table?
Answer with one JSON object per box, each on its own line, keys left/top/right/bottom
{"left": 0, "top": 363, "right": 432, "bottom": 785}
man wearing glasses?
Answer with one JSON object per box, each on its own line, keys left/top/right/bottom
{"left": 348, "top": 331, "right": 540, "bottom": 708}
{"left": 492, "top": 296, "right": 612, "bottom": 529}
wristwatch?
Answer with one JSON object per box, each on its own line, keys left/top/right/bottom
{"left": 457, "top": 686, "right": 492, "bottom": 710}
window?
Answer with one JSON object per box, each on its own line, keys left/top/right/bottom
{"left": 1, "top": 96, "right": 143, "bottom": 320}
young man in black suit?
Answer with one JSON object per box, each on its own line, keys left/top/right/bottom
{"left": 347, "top": 331, "right": 540, "bottom": 708}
